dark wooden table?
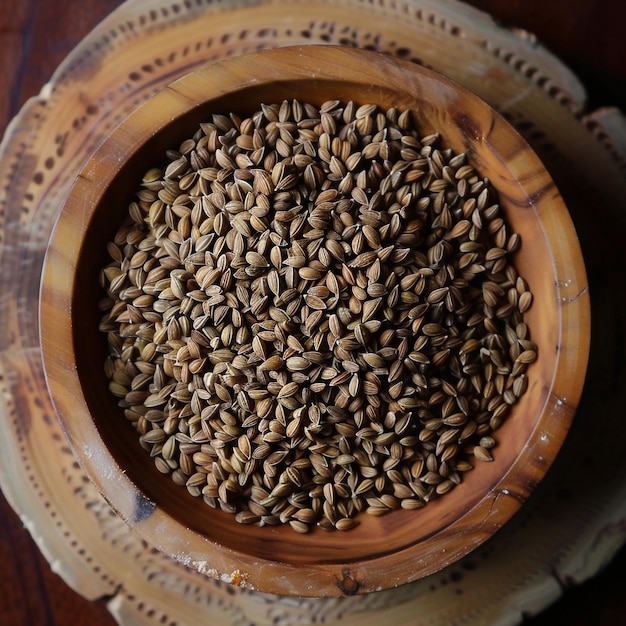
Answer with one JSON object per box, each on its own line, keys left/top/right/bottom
{"left": 1, "top": 1, "right": 625, "bottom": 624}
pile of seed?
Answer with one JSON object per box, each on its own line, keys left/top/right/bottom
{"left": 99, "top": 99, "right": 537, "bottom": 533}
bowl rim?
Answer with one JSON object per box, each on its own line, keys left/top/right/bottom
{"left": 39, "top": 44, "right": 590, "bottom": 596}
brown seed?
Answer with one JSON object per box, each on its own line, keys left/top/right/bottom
{"left": 277, "top": 382, "right": 299, "bottom": 398}
{"left": 517, "top": 349, "right": 538, "bottom": 364}
{"left": 335, "top": 517, "right": 360, "bottom": 531}
{"left": 285, "top": 356, "right": 310, "bottom": 371}
{"left": 518, "top": 291, "right": 533, "bottom": 313}
{"left": 102, "top": 99, "right": 535, "bottom": 533}
{"left": 259, "top": 354, "right": 284, "bottom": 372}
{"left": 299, "top": 266, "right": 323, "bottom": 281}
{"left": 289, "top": 519, "right": 311, "bottom": 534}
{"left": 304, "top": 294, "right": 327, "bottom": 310}
{"left": 473, "top": 445, "right": 493, "bottom": 462}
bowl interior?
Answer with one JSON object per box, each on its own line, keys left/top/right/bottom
{"left": 40, "top": 45, "right": 589, "bottom": 596}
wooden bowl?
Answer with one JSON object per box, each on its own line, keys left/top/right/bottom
{"left": 40, "top": 45, "right": 590, "bottom": 597}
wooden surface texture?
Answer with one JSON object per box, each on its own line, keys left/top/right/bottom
{"left": 0, "top": 0, "right": 625, "bottom": 623}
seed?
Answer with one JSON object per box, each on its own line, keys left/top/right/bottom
{"left": 260, "top": 355, "right": 284, "bottom": 371}
{"left": 362, "top": 297, "right": 383, "bottom": 323}
{"left": 101, "top": 99, "right": 535, "bottom": 534}
{"left": 289, "top": 519, "right": 310, "bottom": 534}
{"left": 236, "top": 511, "right": 262, "bottom": 525}
{"left": 513, "top": 374, "right": 528, "bottom": 397}
{"left": 285, "top": 356, "right": 311, "bottom": 371}
{"left": 518, "top": 291, "right": 533, "bottom": 313}
{"left": 335, "top": 517, "right": 360, "bottom": 531}
{"left": 304, "top": 294, "right": 327, "bottom": 310}
{"left": 277, "top": 382, "right": 299, "bottom": 398}
{"left": 362, "top": 352, "right": 385, "bottom": 368}
{"left": 517, "top": 349, "right": 538, "bottom": 364}
{"left": 299, "top": 267, "right": 322, "bottom": 281}
{"left": 401, "top": 499, "right": 425, "bottom": 510}
{"left": 474, "top": 445, "right": 493, "bottom": 462}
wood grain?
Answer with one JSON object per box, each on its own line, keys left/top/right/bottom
{"left": 0, "top": 4, "right": 121, "bottom": 623}
{"left": 0, "top": 0, "right": 625, "bottom": 623}
{"left": 39, "top": 44, "right": 588, "bottom": 597}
